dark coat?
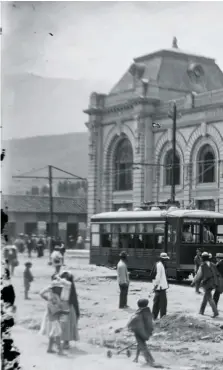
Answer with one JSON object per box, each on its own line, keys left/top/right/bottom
{"left": 216, "top": 260, "right": 223, "bottom": 277}
{"left": 128, "top": 307, "right": 153, "bottom": 341}
{"left": 201, "top": 262, "right": 219, "bottom": 290}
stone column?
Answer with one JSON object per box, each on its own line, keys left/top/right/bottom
{"left": 85, "top": 119, "right": 98, "bottom": 225}
{"left": 219, "top": 160, "right": 223, "bottom": 213}
{"left": 183, "top": 162, "right": 192, "bottom": 207}
{"left": 144, "top": 116, "right": 154, "bottom": 203}
{"left": 132, "top": 114, "right": 145, "bottom": 208}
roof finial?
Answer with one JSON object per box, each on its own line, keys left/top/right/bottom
{"left": 172, "top": 36, "right": 178, "bottom": 49}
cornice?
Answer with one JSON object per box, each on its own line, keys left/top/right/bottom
{"left": 84, "top": 97, "right": 160, "bottom": 116}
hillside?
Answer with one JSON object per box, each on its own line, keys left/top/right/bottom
{"left": 2, "top": 73, "right": 109, "bottom": 139}
{"left": 1, "top": 132, "right": 89, "bottom": 194}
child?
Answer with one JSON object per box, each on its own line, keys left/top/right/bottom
{"left": 39, "top": 280, "right": 69, "bottom": 355}
{"left": 128, "top": 298, "right": 159, "bottom": 367}
{"left": 23, "top": 262, "right": 33, "bottom": 300}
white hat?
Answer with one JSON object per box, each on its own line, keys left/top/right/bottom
{"left": 160, "top": 252, "right": 170, "bottom": 260}
{"left": 209, "top": 253, "right": 212, "bottom": 259}
{"left": 216, "top": 253, "right": 223, "bottom": 258}
{"left": 201, "top": 252, "right": 209, "bottom": 257}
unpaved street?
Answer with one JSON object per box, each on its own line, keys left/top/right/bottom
{"left": 12, "top": 254, "right": 223, "bottom": 370}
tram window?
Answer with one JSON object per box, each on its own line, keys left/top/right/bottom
{"left": 92, "top": 233, "right": 100, "bottom": 247}
{"left": 143, "top": 224, "right": 156, "bottom": 250}
{"left": 100, "top": 224, "right": 112, "bottom": 248}
{"left": 132, "top": 234, "right": 144, "bottom": 249}
{"left": 217, "top": 225, "right": 223, "bottom": 243}
{"left": 154, "top": 223, "right": 165, "bottom": 249}
{"left": 91, "top": 224, "right": 99, "bottom": 233}
{"left": 145, "top": 224, "right": 153, "bottom": 233}
{"left": 143, "top": 234, "right": 154, "bottom": 249}
{"left": 101, "top": 224, "right": 111, "bottom": 233}
{"left": 128, "top": 224, "right": 136, "bottom": 233}
{"left": 111, "top": 233, "right": 119, "bottom": 248}
{"left": 167, "top": 224, "right": 177, "bottom": 244}
{"left": 203, "top": 223, "right": 215, "bottom": 243}
{"left": 182, "top": 222, "right": 200, "bottom": 243}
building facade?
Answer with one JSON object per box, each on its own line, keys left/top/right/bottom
{"left": 2, "top": 195, "right": 87, "bottom": 243}
{"left": 84, "top": 42, "right": 223, "bottom": 222}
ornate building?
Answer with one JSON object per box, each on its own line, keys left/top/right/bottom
{"left": 84, "top": 40, "right": 223, "bottom": 222}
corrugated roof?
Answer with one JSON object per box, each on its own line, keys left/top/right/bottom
{"left": 2, "top": 195, "right": 87, "bottom": 214}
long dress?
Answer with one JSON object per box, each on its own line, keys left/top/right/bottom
{"left": 59, "top": 273, "right": 80, "bottom": 342}
{"left": 39, "top": 289, "right": 63, "bottom": 338}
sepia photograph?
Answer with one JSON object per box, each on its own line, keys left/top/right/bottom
{"left": 1, "top": 1, "right": 223, "bottom": 369}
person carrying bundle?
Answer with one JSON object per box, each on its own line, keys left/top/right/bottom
{"left": 128, "top": 298, "right": 161, "bottom": 367}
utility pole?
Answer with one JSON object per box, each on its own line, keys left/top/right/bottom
{"left": 171, "top": 102, "right": 177, "bottom": 203}
{"left": 48, "top": 165, "right": 53, "bottom": 237}
{"left": 12, "top": 165, "right": 87, "bottom": 238}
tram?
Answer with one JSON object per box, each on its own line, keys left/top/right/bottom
{"left": 89, "top": 207, "right": 223, "bottom": 281}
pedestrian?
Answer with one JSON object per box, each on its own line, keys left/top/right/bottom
{"left": 14, "top": 234, "right": 25, "bottom": 253}
{"left": 60, "top": 241, "right": 66, "bottom": 265}
{"left": 23, "top": 262, "right": 34, "bottom": 300}
{"left": 76, "top": 235, "right": 84, "bottom": 249}
{"left": 152, "top": 252, "right": 169, "bottom": 320}
{"left": 3, "top": 240, "right": 19, "bottom": 276}
{"left": 51, "top": 252, "right": 63, "bottom": 280}
{"left": 194, "top": 249, "right": 202, "bottom": 294}
{"left": 127, "top": 298, "right": 156, "bottom": 366}
{"left": 59, "top": 270, "right": 80, "bottom": 349}
{"left": 37, "top": 236, "right": 45, "bottom": 257}
{"left": 213, "top": 253, "right": 223, "bottom": 308}
{"left": 27, "top": 236, "right": 33, "bottom": 258}
{"left": 117, "top": 251, "right": 129, "bottom": 309}
{"left": 39, "top": 280, "right": 69, "bottom": 355}
{"left": 191, "top": 251, "right": 219, "bottom": 318}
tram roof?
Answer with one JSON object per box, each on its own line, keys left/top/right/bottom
{"left": 91, "top": 209, "right": 223, "bottom": 221}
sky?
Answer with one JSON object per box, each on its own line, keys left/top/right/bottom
{"left": 1, "top": 1, "right": 223, "bottom": 139}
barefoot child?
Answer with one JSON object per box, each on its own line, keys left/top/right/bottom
{"left": 24, "top": 262, "right": 33, "bottom": 300}
{"left": 39, "top": 279, "right": 69, "bottom": 354}
{"left": 128, "top": 298, "right": 158, "bottom": 367}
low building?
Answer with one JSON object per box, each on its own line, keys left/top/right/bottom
{"left": 2, "top": 194, "right": 87, "bottom": 244}
{"left": 84, "top": 40, "right": 223, "bottom": 221}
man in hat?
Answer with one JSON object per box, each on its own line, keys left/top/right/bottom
{"left": 152, "top": 252, "right": 169, "bottom": 320}
{"left": 117, "top": 251, "right": 129, "bottom": 309}
{"left": 213, "top": 253, "right": 223, "bottom": 307}
{"left": 191, "top": 251, "right": 219, "bottom": 318}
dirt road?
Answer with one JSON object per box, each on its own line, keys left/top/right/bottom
{"left": 12, "top": 254, "right": 223, "bottom": 370}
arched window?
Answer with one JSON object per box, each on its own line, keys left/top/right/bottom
{"left": 114, "top": 138, "right": 133, "bottom": 191}
{"left": 164, "top": 150, "right": 180, "bottom": 186}
{"left": 198, "top": 145, "right": 215, "bottom": 183}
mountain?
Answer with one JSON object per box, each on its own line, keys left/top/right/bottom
{"left": 1, "top": 132, "right": 89, "bottom": 194}
{"left": 2, "top": 73, "right": 110, "bottom": 139}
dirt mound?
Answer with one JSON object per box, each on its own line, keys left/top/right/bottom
{"left": 155, "top": 313, "right": 223, "bottom": 342}
{"left": 88, "top": 313, "right": 223, "bottom": 350}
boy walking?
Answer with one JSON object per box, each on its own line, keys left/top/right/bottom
{"left": 24, "top": 262, "right": 34, "bottom": 300}
{"left": 128, "top": 298, "right": 161, "bottom": 367}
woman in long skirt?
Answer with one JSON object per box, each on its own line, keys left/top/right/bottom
{"left": 59, "top": 271, "right": 80, "bottom": 349}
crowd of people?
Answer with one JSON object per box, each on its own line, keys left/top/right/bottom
{"left": 1, "top": 233, "right": 223, "bottom": 367}
{"left": 117, "top": 249, "right": 223, "bottom": 366}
